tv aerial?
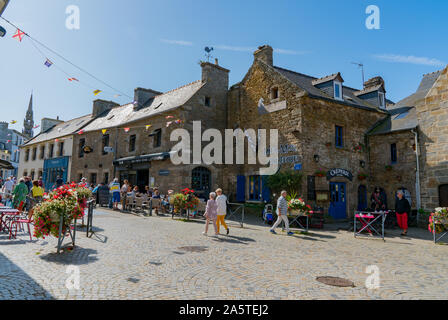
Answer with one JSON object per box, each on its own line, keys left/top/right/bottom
{"left": 204, "top": 47, "right": 214, "bottom": 62}
{"left": 351, "top": 62, "right": 365, "bottom": 87}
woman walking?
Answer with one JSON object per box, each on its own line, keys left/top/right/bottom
{"left": 395, "top": 190, "right": 411, "bottom": 236}
{"left": 216, "top": 188, "right": 229, "bottom": 235}
{"left": 203, "top": 192, "right": 219, "bottom": 237}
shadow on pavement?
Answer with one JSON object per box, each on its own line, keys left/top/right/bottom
{"left": 39, "top": 247, "right": 99, "bottom": 266}
{"left": 0, "top": 252, "right": 53, "bottom": 300}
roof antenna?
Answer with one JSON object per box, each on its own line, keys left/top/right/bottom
{"left": 351, "top": 62, "right": 365, "bottom": 88}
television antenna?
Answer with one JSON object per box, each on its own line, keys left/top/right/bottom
{"left": 351, "top": 62, "right": 365, "bottom": 87}
{"left": 204, "top": 47, "right": 214, "bottom": 62}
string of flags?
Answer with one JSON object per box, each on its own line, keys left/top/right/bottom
{"left": 12, "top": 29, "right": 25, "bottom": 42}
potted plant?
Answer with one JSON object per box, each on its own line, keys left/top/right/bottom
{"left": 325, "top": 142, "right": 332, "bottom": 147}
{"left": 385, "top": 165, "right": 393, "bottom": 171}
{"left": 287, "top": 192, "right": 312, "bottom": 216}
{"left": 352, "top": 143, "right": 366, "bottom": 153}
{"left": 314, "top": 169, "right": 326, "bottom": 178}
{"left": 357, "top": 173, "right": 368, "bottom": 181}
{"left": 429, "top": 207, "right": 448, "bottom": 234}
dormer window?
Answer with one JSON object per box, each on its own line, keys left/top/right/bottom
{"left": 379, "top": 92, "right": 386, "bottom": 109}
{"left": 334, "top": 81, "right": 343, "bottom": 101}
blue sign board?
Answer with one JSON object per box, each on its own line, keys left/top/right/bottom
{"left": 294, "top": 163, "right": 302, "bottom": 171}
{"left": 159, "top": 170, "right": 170, "bottom": 176}
{"left": 43, "top": 156, "right": 69, "bottom": 191}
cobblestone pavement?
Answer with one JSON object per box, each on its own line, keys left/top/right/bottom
{"left": 1, "top": 209, "right": 447, "bottom": 300}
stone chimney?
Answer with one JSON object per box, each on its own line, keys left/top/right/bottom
{"left": 364, "top": 76, "right": 385, "bottom": 90}
{"left": 254, "top": 45, "right": 273, "bottom": 66}
{"left": 201, "top": 61, "right": 230, "bottom": 89}
{"left": 41, "top": 118, "right": 63, "bottom": 133}
{"left": 92, "top": 99, "right": 119, "bottom": 117}
{"left": 133, "top": 88, "right": 162, "bottom": 110}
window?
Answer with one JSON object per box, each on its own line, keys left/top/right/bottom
{"left": 38, "top": 170, "right": 43, "bottom": 179}
{"left": 307, "top": 176, "right": 316, "bottom": 201}
{"left": 379, "top": 92, "right": 386, "bottom": 109}
{"left": 78, "top": 173, "right": 83, "bottom": 182}
{"left": 39, "top": 146, "right": 45, "bottom": 160}
{"left": 49, "top": 144, "right": 54, "bottom": 158}
{"left": 270, "top": 87, "right": 279, "bottom": 100}
{"left": 129, "top": 135, "right": 136, "bottom": 152}
{"left": 32, "top": 147, "right": 37, "bottom": 161}
{"left": 249, "top": 175, "right": 262, "bottom": 201}
{"left": 90, "top": 173, "right": 97, "bottom": 185}
{"left": 439, "top": 185, "right": 448, "bottom": 207}
{"left": 335, "top": 125, "right": 343, "bottom": 148}
{"left": 58, "top": 142, "right": 64, "bottom": 157}
{"left": 191, "top": 167, "right": 211, "bottom": 197}
{"left": 104, "top": 172, "right": 109, "bottom": 184}
{"left": 334, "top": 82, "right": 343, "bottom": 100}
{"left": 79, "top": 139, "right": 86, "bottom": 158}
{"left": 25, "top": 149, "right": 30, "bottom": 162}
{"left": 153, "top": 129, "right": 162, "bottom": 148}
{"left": 204, "top": 96, "right": 211, "bottom": 107}
{"left": 391, "top": 143, "right": 397, "bottom": 164}
{"left": 31, "top": 170, "right": 35, "bottom": 180}
{"left": 23, "top": 171, "right": 27, "bottom": 177}
{"left": 102, "top": 134, "right": 110, "bottom": 155}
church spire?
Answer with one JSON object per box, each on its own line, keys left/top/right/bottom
{"left": 23, "top": 93, "right": 34, "bottom": 138}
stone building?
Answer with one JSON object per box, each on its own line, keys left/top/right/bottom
{"left": 70, "top": 60, "right": 230, "bottom": 198}
{"left": 225, "top": 45, "right": 391, "bottom": 219}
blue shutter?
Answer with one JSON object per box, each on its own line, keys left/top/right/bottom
{"left": 236, "top": 175, "right": 246, "bottom": 202}
{"left": 261, "top": 176, "right": 271, "bottom": 203}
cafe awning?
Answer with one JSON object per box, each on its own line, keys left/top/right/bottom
{"left": 113, "top": 152, "right": 171, "bottom": 166}
{"left": 0, "top": 159, "right": 14, "bottom": 170}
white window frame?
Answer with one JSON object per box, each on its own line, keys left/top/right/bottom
{"left": 334, "top": 81, "right": 343, "bottom": 101}
{"left": 379, "top": 92, "right": 386, "bottom": 109}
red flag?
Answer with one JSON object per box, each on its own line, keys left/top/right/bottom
{"left": 12, "top": 29, "right": 25, "bottom": 42}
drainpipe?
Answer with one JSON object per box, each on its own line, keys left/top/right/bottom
{"left": 412, "top": 128, "right": 421, "bottom": 222}
{"left": 113, "top": 127, "right": 118, "bottom": 180}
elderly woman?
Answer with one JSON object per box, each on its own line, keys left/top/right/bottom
{"left": 395, "top": 190, "right": 411, "bottom": 236}
{"left": 12, "top": 178, "right": 29, "bottom": 210}
{"left": 203, "top": 192, "right": 219, "bottom": 237}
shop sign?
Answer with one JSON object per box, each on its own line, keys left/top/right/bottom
{"left": 294, "top": 163, "right": 302, "bottom": 171}
{"left": 327, "top": 168, "right": 353, "bottom": 181}
{"left": 159, "top": 170, "right": 170, "bottom": 176}
{"left": 104, "top": 146, "right": 114, "bottom": 153}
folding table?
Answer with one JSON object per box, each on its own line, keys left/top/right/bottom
{"left": 0, "top": 209, "right": 21, "bottom": 238}
{"left": 432, "top": 222, "right": 448, "bottom": 244}
{"left": 354, "top": 211, "right": 389, "bottom": 241}
{"left": 283, "top": 212, "right": 309, "bottom": 232}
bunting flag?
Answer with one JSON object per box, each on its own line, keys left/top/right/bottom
{"left": 12, "top": 29, "right": 25, "bottom": 42}
{"left": 166, "top": 116, "right": 174, "bottom": 119}
{"left": 33, "top": 125, "right": 40, "bottom": 129}
{"left": 124, "top": 128, "right": 130, "bottom": 133}
{"left": 132, "top": 101, "right": 138, "bottom": 106}
{"left": 10, "top": 120, "right": 17, "bottom": 124}
{"left": 44, "top": 59, "right": 53, "bottom": 68}
{"left": 145, "top": 125, "right": 152, "bottom": 131}
{"left": 7, "top": 140, "right": 11, "bottom": 143}
{"left": 68, "top": 77, "right": 79, "bottom": 82}
{"left": 55, "top": 139, "right": 59, "bottom": 142}
{"left": 175, "top": 120, "right": 183, "bottom": 124}
{"left": 166, "top": 121, "right": 173, "bottom": 128}
{"left": 93, "top": 90, "right": 102, "bottom": 96}
{"left": 77, "top": 130, "right": 84, "bottom": 135}
{"left": 102, "top": 129, "right": 107, "bottom": 135}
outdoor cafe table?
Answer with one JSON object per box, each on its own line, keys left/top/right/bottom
{"left": 283, "top": 211, "right": 309, "bottom": 232}
{"left": 354, "top": 210, "right": 391, "bottom": 241}
{"left": 0, "top": 208, "right": 21, "bottom": 239}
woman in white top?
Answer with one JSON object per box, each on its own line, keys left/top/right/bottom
{"left": 216, "top": 188, "right": 229, "bottom": 235}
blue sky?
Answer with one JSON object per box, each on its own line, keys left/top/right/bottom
{"left": 1, "top": 0, "right": 447, "bottom": 133}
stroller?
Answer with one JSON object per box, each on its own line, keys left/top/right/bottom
{"left": 262, "top": 204, "right": 274, "bottom": 225}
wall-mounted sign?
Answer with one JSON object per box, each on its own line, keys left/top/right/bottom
{"left": 103, "top": 147, "right": 114, "bottom": 153}
{"left": 159, "top": 170, "right": 170, "bottom": 176}
{"left": 316, "top": 191, "right": 330, "bottom": 202}
{"left": 294, "top": 163, "right": 302, "bottom": 171}
{"left": 326, "top": 168, "right": 353, "bottom": 181}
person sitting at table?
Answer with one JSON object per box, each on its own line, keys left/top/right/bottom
{"left": 145, "top": 186, "right": 152, "bottom": 197}
{"left": 31, "top": 180, "right": 44, "bottom": 204}
{"left": 371, "top": 187, "right": 386, "bottom": 212}
{"left": 395, "top": 190, "right": 411, "bottom": 236}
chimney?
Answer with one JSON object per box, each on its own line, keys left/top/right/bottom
{"left": 200, "top": 61, "right": 230, "bottom": 89}
{"left": 254, "top": 45, "right": 273, "bottom": 66}
{"left": 41, "top": 118, "right": 63, "bottom": 133}
{"left": 92, "top": 99, "right": 119, "bottom": 117}
{"left": 364, "top": 76, "right": 385, "bottom": 90}
{"left": 134, "top": 88, "right": 162, "bottom": 110}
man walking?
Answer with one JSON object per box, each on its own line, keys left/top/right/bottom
{"left": 216, "top": 188, "right": 229, "bottom": 235}
{"left": 270, "top": 190, "right": 294, "bottom": 236}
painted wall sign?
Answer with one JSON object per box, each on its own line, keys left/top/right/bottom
{"left": 103, "top": 146, "right": 114, "bottom": 153}
{"left": 294, "top": 163, "right": 302, "bottom": 171}
{"left": 326, "top": 168, "right": 353, "bottom": 181}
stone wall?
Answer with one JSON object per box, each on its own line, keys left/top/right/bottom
{"left": 416, "top": 66, "right": 448, "bottom": 211}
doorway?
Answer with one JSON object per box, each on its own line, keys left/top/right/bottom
{"left": 137, "top": 169, "right": 149, "bottom": 193}
{"left": 329, "top": 182, "right": 347, "bottom": 219}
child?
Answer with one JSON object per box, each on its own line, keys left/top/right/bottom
{"left": 203, "top": 192, "right": 218, "bottom": 237}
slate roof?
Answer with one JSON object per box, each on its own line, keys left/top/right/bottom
{"left": 22, "top": 114, "right": 93, "bottom": 147}
{"left": 311, "top": 73, "right": 343, "bottom": 86}
{"left": 82, "top": 80, "right": 204, "bottom": 132}
{"left": 368, "top": 70, "right": 442, "bottom": 135}
{"left": 273, "top": 66, "right": 384, "bottom": 112}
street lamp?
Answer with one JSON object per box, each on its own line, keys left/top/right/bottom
{"left": 0, "top": 0, "right": 10, "bottom": 38}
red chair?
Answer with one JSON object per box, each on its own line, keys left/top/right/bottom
{"left": 10, "top": 209, "right": 34, "bottom": 241}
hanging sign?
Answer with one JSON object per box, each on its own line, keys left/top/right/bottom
{"left": 326, "top": 168, "right": 353, "bottom": 181}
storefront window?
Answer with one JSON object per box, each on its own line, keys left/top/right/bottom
{"left": 249, "top": 175, "right": 262, "bottom": 201}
